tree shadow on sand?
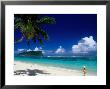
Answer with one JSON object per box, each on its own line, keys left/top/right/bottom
{"left": 14, "top": 69, "right": 50, "bottom": 76}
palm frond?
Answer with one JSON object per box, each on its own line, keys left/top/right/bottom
{"left": 14, "top": 14, "right": 56, "bottom": 45}
{"left": 14, "top": 36, "right": 24, "bottom": 44}
{"left": 37, "top": 16, "right": 56, "bottom": 24}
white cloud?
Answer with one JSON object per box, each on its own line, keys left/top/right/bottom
{"left": 72, "top": 36, "right": 97, "bottom": 53}
{"left": 55, "top": 46, "right": 65, "bottom": 54}
{"left": 17, "top": 49, "right": 25, "bottom": 52}
{"left": 33, "top": 46, "right": 45, "bottom": 54}
{"left": 34, "top": 47, "right": 39, "bottom": 51}
{"left": 27, "top": 49, "right": 32, "bottom": 52}
{"left": 33, "top": 46, "right": 43, "bottom": 51}
{"left": 17, "top": 47, "right": 44, "bottom": 53}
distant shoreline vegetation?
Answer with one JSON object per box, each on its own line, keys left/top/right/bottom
{"left": 17, "top": 51, "right": 43, "bottom": 57}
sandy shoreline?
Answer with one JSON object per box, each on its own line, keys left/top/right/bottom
{"left": 14, "top": 61, "right": 83, "bottom": 76}
{"left": 14, "top": 61, "right": 96, "bottom": 76}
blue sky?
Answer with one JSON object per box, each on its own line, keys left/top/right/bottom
{"left": 14, "top": 14, "right": 97, "bottom": 56}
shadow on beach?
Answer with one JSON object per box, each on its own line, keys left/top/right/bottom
{"left": 14, "top": 69, "right": 50, "bottom": 76}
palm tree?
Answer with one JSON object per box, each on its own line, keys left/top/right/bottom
{"left": 14, "top": 14, "right": 56, "bottom": 45}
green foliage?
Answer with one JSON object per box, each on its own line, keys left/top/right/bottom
{"left": 18, "top": 51, "right": 43, "bottom": 57}
{"left": 36, "top": 16, "right": 56, "bottom": 24}
{"left": 14, "top": 14, "right": 56, "bottom": 45}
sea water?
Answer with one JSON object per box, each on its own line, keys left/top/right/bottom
{"left": 14, "top": 56, "right": 97, "bottom": 75}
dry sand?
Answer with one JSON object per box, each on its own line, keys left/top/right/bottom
{"left": 14, "top": 61, "right": 82, "bottom": 76}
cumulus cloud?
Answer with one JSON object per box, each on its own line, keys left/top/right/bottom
{"left": 33, "top": 46, "right": 45, "bottom": 54}
{"left": 18, "top": 49, "right": 25, "bottom": 52}
{"left": 55, "top": 46, "right": 65, "bottom": 54}
{"left": 34, "top": 47, "right": 39, "bottom": 51}
{"left": 72, "top": 36, "right": 97, "bottom": 53}
{"left": 27, "top": 49, "right": 32, "bottom": 52}
{"left": 17, "top": 46, "right": 45, "bottom": 53}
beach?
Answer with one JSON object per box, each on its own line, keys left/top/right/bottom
{"left": 14, "top": 14, "right": 97, "bottom": 77}
{"left": 14, "top": 61, "right": 83, "bottom": 76}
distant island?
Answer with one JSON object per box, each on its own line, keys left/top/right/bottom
{"left": 18, "top": 51, "right": 43, "bottom": 57}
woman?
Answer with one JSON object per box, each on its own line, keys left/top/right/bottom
{"left": 82, "top": 66, "right": 86, "bottom": 76}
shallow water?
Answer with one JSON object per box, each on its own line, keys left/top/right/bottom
{"left": 14, "top": 56, "right": 97, "bottom": 75}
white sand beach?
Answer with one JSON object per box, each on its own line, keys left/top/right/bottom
{"left": 14, "top": 61, "right": 83, "bottom": 76}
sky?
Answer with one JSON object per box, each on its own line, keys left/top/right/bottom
{"left": 14, "top": 14, "right": 97, "bottom": 56}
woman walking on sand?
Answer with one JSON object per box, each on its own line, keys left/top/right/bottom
{"left": 82, "top": 66, "right": 86, "bottom": 76}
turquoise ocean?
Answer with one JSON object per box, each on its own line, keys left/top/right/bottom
{"left": 14, "top": 56, "right": 97, "bottom": 75}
